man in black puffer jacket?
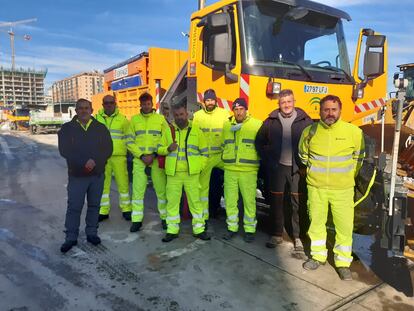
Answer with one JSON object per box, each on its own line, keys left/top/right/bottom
{"left": 58, "top": 98, "right": 113, "bottom": 253}
{"left": 255, "top": 89, "right": 312, "bottom": 250}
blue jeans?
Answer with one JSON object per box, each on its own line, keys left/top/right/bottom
{"left": 64, "top": 174, "right": 104, "bottom": 241}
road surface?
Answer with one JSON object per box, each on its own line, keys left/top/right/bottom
{"left": 0, "top": 130, "right": 413, "bottom": 311}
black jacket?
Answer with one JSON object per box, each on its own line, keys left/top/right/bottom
{"left": 255, "top": 108, "right": 313, "bottom": 172}
{"left": 58, "top": 116, "right": 113, "bottom": 177}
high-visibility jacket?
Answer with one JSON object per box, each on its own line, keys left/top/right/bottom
{"left": 298, "top": 119, "right": 365, "bottom": 190}
{"left": 129, "top": 110, "right": 169, "bottom": 158}
{"left": 193, "top": 107, "right": 230, "bottom": 155}
{"left": 96, "top": 108, "right": 133, "bottom": 156}
{"left": 222, "top": 115, "right": 262, "bottom": 172}
{"left": 158, "top": 120, "right": 208, "bottom": 176}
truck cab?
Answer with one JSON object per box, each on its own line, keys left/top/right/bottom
{"left": 179, "top": 0, "right": 387, "bottom": 124}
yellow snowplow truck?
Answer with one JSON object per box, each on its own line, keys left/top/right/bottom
{"left": 160, "top": 0, "right": 414, "bottom": 261}
{"left": 162, "top": 0, "right": 386, "bottom": 126}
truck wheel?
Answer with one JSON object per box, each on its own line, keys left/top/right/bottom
{"left": 30, "top": 125, "right": 37, "bottom": 135}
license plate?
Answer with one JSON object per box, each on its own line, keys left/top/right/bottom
{"left": 304, "top": 85, "right": 328, "bottom": 94}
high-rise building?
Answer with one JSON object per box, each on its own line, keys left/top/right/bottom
{"left": 51, "top": 71, "right": 104, "bottom": 103}
{"left": 0, "top": 67, "right": 46, "bottom": 108}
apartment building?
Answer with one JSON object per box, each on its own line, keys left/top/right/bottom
{"left": 51, "top": 71, "right": 104, "bottom": 103}
{"left": 0, "top": 67, "right": 46, "bottom": 107}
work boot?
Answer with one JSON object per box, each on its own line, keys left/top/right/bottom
{"left": 86, "top": 235, "right": 101, "bottom": 246}
{"left": 161, "top": 220, "right": 167, "bottom": 230}
{"left": 265, "top": 235, "right": 284, "bottom": 248}
{"left": 294, "top": 238, "right": 304, "bottom": 252}
{"left": 60, "top": 240, "right": 77, "bottom": 253}
{"left": 162, "top": 233, "right": 178, "bottom": 243}
{"left": 98, "top": 214, "right": 109, "bottom": 222}
{"left": 194, "top": 231, "right": 211, "bottom": 241}
{"left": 243, "top": 233, "right": 255, "bottom": 243}
{"left": 337, "top": 267, "right": 353, "bottom": 281}
{"left": 222, "top": 230, "right": 237, "bottom": 240}
{"left": 303, "top": 258, "right": 325, "bottom": 271}
{"left": 122, "top": 211, "right": 131, "bottom": 221}
{"left": 130, "top": 222, "right": 142, "bottom": 232}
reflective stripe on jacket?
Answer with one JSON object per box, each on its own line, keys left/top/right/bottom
{"left": 193, "top": 107, "right": 230, "bottom": 155}
{"left": 96, "top": 108, "right": 133, "bottom": 156}
{"left": 129, "top": 111, "right": 169, "bottom": 158}
{"left": 158, "top": 120, "right": 208, "bottom": 176}
{"left": 298, "top": 119, "right": 365, "bottom": 190}
{"left": 222, "top": 115, "right": 262, "bottom": 172}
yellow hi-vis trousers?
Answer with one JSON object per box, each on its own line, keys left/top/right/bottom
{"left": 199, "top": 153, "right": 224, "bottom": 220}
{"left": 307, "top": 186, "right": 354, "bottom": 268}
{"left": 224, "top": 170, "right": 258, "bottom": 233}
{"left": 100, "top": 155, "right": 131, "bottom": 215}
{"left": 165, "top": 172, "right": 205, "bottom": 235}
{"left": 131, "top": 158, "right": 167, "bottom": 222}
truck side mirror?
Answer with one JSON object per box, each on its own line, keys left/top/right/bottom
{"left": 207, "top": 13, "right": 228, "bottom": 28}
{"left": 209, "top": 33, "right": 232, "bottom": 65}
{"left": 363, "top": 35, "right": 385, "bottom": 81}
{"left": 199, "top": 11, "right": 237, "bottom": 82}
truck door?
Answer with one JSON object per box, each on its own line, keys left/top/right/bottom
{"left": 189, "top": 4, "right": 241, "bottom": 112}
{"left": 352, "top": 29, "right": 387, "bottom": 124}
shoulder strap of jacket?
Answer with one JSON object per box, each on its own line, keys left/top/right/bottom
{"left": 185, "top": 126, "right": 192, "bottom": 144}
{"left": 305, "top": 122, "right": 318, "bottom": 150}
{"left": 184, "top": 127, "right": 192, "bottom": 159}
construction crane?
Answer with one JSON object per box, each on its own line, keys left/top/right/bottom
{"left": 0, "top": 18, "right": 37, "bottom": 70}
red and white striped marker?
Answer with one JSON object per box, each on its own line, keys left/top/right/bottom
{"left": 354, "top": 98, "right": 386, "bottom": 113}
{"left": 196, "top": 73, "right": 249, "bottom": 110}
{"left": 239, "top": 74, "right": 250, "bottom": 105}
{"left": 197, "top": 92, "right": 233, "bottom": 111}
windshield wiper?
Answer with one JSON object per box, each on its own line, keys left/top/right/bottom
{"left": 277, "top": 60, "right": 314, "bottom": 81}
{"left": 311, "top": 65, "right": 354, "bottom": 83}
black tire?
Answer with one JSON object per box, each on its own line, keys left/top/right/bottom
{"left": 30, "top": 125, "right": 37, "bottom": 135}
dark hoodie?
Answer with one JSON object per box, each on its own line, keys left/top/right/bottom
{"left": 58, "top": 116, "right": 113, "bottom": 177}
{"left": 255, "top": 108, "right": 313, "bottom": 173}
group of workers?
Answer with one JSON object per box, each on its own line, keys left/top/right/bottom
{"left": 58, "top": 88, "right": 364, "bottom": 281}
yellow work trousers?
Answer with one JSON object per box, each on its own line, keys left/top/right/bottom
{"left": 307, "top": 186, "right": 354, "bottom": 268}
{"left": 131, "top": 158, "right": 167, "bottom": 222}
{"left": 224, "top": 170, "right": 258, "bottom": 233}
{"left": 199, "top": 153, "right": 224, "bottom": 220}
{"left": 165, "top": 172, "right": 205, "bottom": 235}
{"left": 99, "top": 156, "right": 131, "bottom": 215}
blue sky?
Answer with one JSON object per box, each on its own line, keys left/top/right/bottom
{"left": 0, "top": 0, "right": 412, "bottom": 92}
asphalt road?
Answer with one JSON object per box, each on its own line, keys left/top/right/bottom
{"left": 0, "top": 130, "right": 413, "bottom": 311}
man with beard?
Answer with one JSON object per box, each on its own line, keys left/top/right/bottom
{"left": 129, "top": 93, "right": 170, "bottom": 232}
{"left": 158, "top": 102, "right": 210, "bottom": 242}
{"left": 193, "top": 89, "right": 229, "bottom": 222}
{"left": 221, "top": 98, "right": 262, "bottom": 243}
{"left": 299, "top": 95, "right": 365, "bottom": 281}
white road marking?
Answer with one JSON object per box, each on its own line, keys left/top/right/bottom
{"left": 143, "top": 220, "right": 159, "bottom": 230}
{"left": 0, "top": 198, "right": 15, "bottom": 203}
{"left": 69, "top": 248, "right": 88, "bottom": 258}
{"left": 159, "top": 239, "right": 205, "bottom": 259}
{"left": 0, "top": 136, "right": 14, "bottom": 160}
{"left": 100, "top": 231, "right": 140, "bottom": 243}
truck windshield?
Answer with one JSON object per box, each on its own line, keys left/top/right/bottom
{"left": 240, "top": 0, "right": 352, "bottom": 84}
